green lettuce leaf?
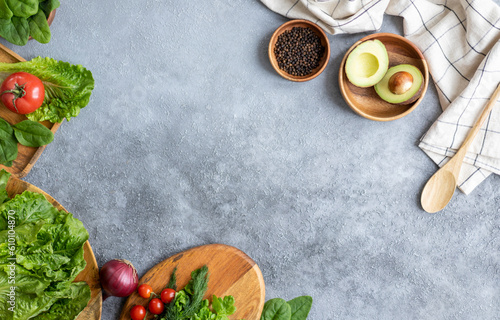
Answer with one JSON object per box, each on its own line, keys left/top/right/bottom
{"left": 0, "top": 57, "right": 95, "bottom": 123}
{"left": 32, "top": 282, "right": 91, "bottom": 320}
{"left": 0, "top": 170, "right": 90, "bottom": 320}
{"left": 211, "top": 295, "right": 236, "bottom": 319}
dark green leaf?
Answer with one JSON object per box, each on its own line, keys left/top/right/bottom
{"left": 288, "top": 296, "right": 312, "bottom": 320}
{"left": 0, "top": 118, "right": 13, "bottom": 140}
{"left": 0, "top": 135, "right": 18, "bottom": 165}
{"left": 39, "top": 0, "right": 59, "bottom": 17}
{"left": 13, "top": 120, "right": 54, "bottom": 147}
{"left": 260, "top": 298, "right": 291, "bottom": 320}
{"left": 6, "top": 0, "right": 39, "bottom": 18}
{"left": 0, "top": 0, "right": 13, "bottom": 20}
{"left": 28, "top": 8, "right": 51, "bottom": 43}
{"left": 0, "top": 16, "right": 29, "bottom": 46}
{"left": 0, "top": 169, "right": 9, "bottom": 203}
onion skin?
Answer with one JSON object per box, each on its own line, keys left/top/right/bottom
{"left": 100, "top": 259, "right": 138, "bottom": 301}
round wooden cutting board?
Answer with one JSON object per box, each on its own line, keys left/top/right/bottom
{"left": 119, "top": 244, "right": 265, "bottom": 320}
{"left": 6, "top": 176, "right": 102, "bottom": 320}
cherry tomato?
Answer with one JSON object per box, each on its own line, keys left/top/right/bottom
{"left": 160, "top": 288, "right": 176, "bottom": 303}
{"left": 130, "top": 305, "right": 146, "bottom": 320}
{"left": 148, "top": 298, "right": 164, "bottom": 315}
{"left": 0, "top": 72, "right": 45, "bottom": 114}
{"left": 137, "top": 284, "right": 153, "bottom": 299}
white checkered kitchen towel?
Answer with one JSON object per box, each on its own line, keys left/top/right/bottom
{"left": 261, "top": 0, "right": 500, "bottom": 194}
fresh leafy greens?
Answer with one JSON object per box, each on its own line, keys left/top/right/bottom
{"left": 260, "top": 296, "right": 312, "bottom": 320}
{"left": 13, "top": 120, "right": 54, "bottom": 147}
{"left": 0, "top": 170, "right": 90, "bottom": 320}
{"left": 0, "top": 118, "right": 54, "bottom": 166}
{"left": 159, "top": 266, "right": 238, "bottom": 320}
{"left": 0, "top": 0, "right": 59, "bottom": 46}
{"left": 0, "top": 57, "right": 95, "bottom": 123}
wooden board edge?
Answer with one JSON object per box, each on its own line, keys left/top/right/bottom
{"left": 0, "top": 43, "right": 26, "bottom": 62}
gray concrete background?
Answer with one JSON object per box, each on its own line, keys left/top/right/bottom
{"left": 2, "top": 1, "right": 500, "bottom": 319}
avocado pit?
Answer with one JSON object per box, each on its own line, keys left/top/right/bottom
{"left": 388, "top": 71, "right": 413, "bottom": 95}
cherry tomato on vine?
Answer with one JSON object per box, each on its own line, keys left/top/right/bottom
{"left": 148, "top": 298, "right": 164, "bottom": 315}
{"left": 137, "top": 284, "right": 153, "bottom": 299}
{"left": 130, "top": 305, "right": 146, "bottom": 320}
{"left": 0, "top": 72, "right": 45, "bottom": 114}
{"left": 160, "top": 288, "right": 176, "bottom": 303}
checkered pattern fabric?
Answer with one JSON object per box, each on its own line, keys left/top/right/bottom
{"left": 261, "top": 0, "right": 500, "bottom": 194}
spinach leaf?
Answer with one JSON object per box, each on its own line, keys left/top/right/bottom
{"left": 0, "top": 57, "right": 95, "bottom": 123}
{"left": 0, "top": 0, "right": 13, "bottom": 20}
{"left": 0, "top": 118, "right": 13, "bottom": 140}
{"left": 0, "top": 167, "right": 9, "bottom": 203}
{"left": 6, "top": 0, "right": 39, "bottom": 18}
{"left": 260, "top": 298, "right": 291, "bottom": 320}
{"left": 0, "top": 135, "right": 18, "bottom": 165}
{"left": 0, "top": 16, "right": 29, "bottom": 46}
{"left": 39, "top": 0, "right": 59, "bottom": 17}
{"left": 28, "top": 9, "right": 50, "bottom": 43}
{"left": 13, "top": 120, "right": 54, "bottom": 147}
{"left": 288, "top": 296, "right": 312, "bottom": 320}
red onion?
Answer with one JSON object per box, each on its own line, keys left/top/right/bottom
{"left": 100, "top": 259, "right": 138, "bottom": 301}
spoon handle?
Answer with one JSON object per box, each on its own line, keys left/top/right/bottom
{"left": 459, "top": 83, "right": 500, "bottom": 154}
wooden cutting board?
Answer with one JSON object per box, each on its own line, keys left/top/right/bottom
{"left": 0, "top": 43, "right": 61, "bottom": 178}
{"left": 6, "top": 176, "right": 102, "bottom": 320}
{"left": 119, "top": 244, "right": 265, "bottom": 320}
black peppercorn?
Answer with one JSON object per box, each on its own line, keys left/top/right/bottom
{"left": 274, "top": 26, "right": 325, "bottom": 77}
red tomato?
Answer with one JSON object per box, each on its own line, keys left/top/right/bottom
{"left": 160, "top": 288, "right": 175, "bottom": 303}
{"left": 130, "top": 305, "right": 146, "bottom": 320}
{"left": 0, "top": 72, "right": 45, "bottom": 114}
{"left": 148, "top": 298, "right": 164, "bottom": 315}
{"left": 137, "top": 284, "right": 153, "bottom": 299}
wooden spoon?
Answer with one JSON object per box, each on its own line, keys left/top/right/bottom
{"left": 421, "top": 83, "right": 500, "bottom": 213}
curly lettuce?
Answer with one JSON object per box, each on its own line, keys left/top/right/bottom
{"left": 0, "top": 57, "right": 94, "bottom": 123}
{"left": 0, "top": 170, "right": 90, "bottom": 320}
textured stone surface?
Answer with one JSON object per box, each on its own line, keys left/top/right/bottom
{"left": 2, "top": 1, "right": 500, "bottom": 319}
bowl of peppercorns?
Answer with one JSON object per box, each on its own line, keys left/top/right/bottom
{"left": 269, "top": 19, "right": 330, "bottom": 82}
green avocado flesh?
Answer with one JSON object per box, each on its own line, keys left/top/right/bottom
{"left": 345, "top": 39, "right": 389, "bottom": 87}
{"left": 374, "top": 64, "right": 423, "bottom": 104}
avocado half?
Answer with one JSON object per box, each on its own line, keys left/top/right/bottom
{"left": 345, "top": 39, "right": 389, "bottom": 88}
{"left": 374, "top": 64, "right": 423, "bottom": 105}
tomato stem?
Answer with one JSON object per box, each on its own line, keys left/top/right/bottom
{"left": 0, "top": 83, "right": 27, "bottom": 113}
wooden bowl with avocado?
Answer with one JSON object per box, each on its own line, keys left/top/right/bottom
{"left": 339, "top": 33, "right": 429, "bottom": 122}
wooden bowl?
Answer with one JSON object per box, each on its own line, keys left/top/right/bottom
{"left": 268, "top": 19, "right": 330, "bottom": 82}
{"left": 47, "top": 9, "right": 56, "bottom": 26}
{"left": 339, "top": 33, "right": 429, "bottom": 121}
